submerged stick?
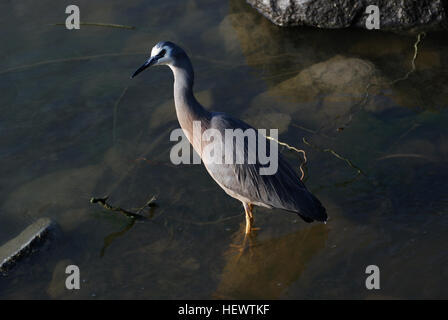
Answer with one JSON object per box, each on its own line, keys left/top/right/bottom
{"left": 303, "top": 137, "right": 366, "bottom": 176}
{"left": 90, "top": 195, "right": 157, "bottom": 219}
{"left": 376, "top": 153, "right": 433, "bottom": 161}
{"left": 135, "top": 196, "right": 158, "bottom": 214}
{"left": 389, "top": 32, "right": 426, "bottom": 86}
{"left": 265, "top": 136, "right": 307, "bottom": 181}
{"left": 0, "top": 52, "right": 145, "bottom": 75}
{"left": 51, "top": 22, "right": 135, "bottom": 30}
{"left": 112, "top": 87, "right": 128, "bottom": 143}
{"left": 328, "top": 32, "right": 426, "bottom": 133}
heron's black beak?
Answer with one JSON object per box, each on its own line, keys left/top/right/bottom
{"left": 130, "top": 56, "right": 157, "bottom": 79}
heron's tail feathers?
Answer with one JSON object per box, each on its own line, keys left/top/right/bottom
{"left": 310, "top": 193, "right": 328, "bottom": 222}
{"left": 295, "top": 193, "right": 327, "bottom": 223}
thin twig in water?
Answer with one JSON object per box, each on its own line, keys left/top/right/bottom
{"left": 134, "top": 196, "right": 158, "bottom": 214}
{"left": 90, "top": 195, "right": 157, "bottom": 219}
{"left": 376, "top": 153, "right": 433, "bottom": 161}
{"left": 325, "top": 32, "right": 425, "bottom": 132}
{"left": 291, "top": 123, "right": 318, "bottom": 134}
{"left": 51, "top": 22, "right": 135, "bottom": 30}
{"left": 389, "top": 32, "right": 426, "bottom": 86}
{"left": 113, "top": 87, "right": 128, "bottom": 143}
{"left": 0, "top": 52, "right": 145, "bottom": 75}
{"left": 302, "top": 137, "right": 366, "bottom": 176}
{"left": 392, "top": 122, "right": 421, "bottom": 147}
{"left": 265, "top": 136, "right": 307, "bottom": 181}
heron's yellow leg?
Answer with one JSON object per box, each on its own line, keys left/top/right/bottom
{"left": 243, "top": 202, "right": 254, "bottom": 235}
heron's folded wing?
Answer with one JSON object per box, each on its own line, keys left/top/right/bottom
{"left": 205, "top": 113, "right": 326, "bottom": 222}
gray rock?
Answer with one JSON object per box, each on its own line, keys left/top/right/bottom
{"left": 0, "top": 218, "right": 55, "bottom": 272}
{"left": 246, "top": 55, "right": 387, "bottom": 128}
{"left": 245, "top": 112, "right": 291, "bottom": 134}
{"left": 246, "top": 0, "right": 447, "bottom": 30}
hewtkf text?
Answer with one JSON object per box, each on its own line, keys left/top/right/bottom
{"left": 222, "top": 304, "right": 270, "bottom": 315}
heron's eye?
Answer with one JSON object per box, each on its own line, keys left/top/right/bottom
{"left": 158, "top": 49, "right": 166, "bottom": 58}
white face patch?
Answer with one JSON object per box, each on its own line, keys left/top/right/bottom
{"left": 150, "top": 44, "right": 173, "bottom": 66}
{"left": 150, "top": 44, "right": 163, "bottom": 57}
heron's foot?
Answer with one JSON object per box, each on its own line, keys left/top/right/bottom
{"left": 229, "top": 242, "right": 246, "bottom": 253}
{"left": 228, "top": 222, "right": 257, "bottom": 253}
{"left": 229, "top": 234, "right": 255, "bottom": 258}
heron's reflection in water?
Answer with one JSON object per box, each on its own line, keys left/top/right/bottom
{"left": 215, "top": 223, "right": 328, "bottom": 299}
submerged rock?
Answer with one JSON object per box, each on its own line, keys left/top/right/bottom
{"left": 246, "top": 55, "right": 387, "bottom": 128}
{"left": 222, "top": 2, "right": 317, "bottom": 79}
{"left": 246, "top": 0, "right": 447, "bottom": 30}
{"left": 0, "top": 218, "right": 55, "bottom": 272}
{"left": 245, "top": 112, "right": 291, "bottom": 134}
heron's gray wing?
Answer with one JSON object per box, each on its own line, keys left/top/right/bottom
{"left": 204, "top": 113, "right": 327, "bottom": 222}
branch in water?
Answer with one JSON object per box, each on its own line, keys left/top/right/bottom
{"left": 90, "top": 195, "right": 157, "bottom": 219}
{"left": 0, "top": 52, "right": 145, "bottom": 75}
{"left": 51, "top": 22, "right": 135, "bottom": 30}
{"left": 265, "top": 136, "right": 307, "bottom": 181}
{"left": 389, "top": 32, "right": 426, "bottom": 86}
{"left": 113, "top": 87, "right": 128, "bottom": 144}
{"left": 302, "top": 137, "right": 366, "bottom": 176}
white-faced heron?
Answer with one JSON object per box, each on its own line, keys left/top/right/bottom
{"left": 131, "top": 41, "right": 327, "bottom": 235}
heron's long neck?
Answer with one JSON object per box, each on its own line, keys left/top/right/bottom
{"left": 170, "top": 59, "right": 210, "bottom": 144}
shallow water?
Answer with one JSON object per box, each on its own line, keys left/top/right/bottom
{"left": 0, "top": 0, "right": 447, "bottom": 299}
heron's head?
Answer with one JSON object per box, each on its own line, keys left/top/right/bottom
{"left": 131, "top": 41, "right": 184, "bottom": 79}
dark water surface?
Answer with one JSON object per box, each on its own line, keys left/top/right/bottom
{"left": 0, "top": 0, "right": 447, "bottom": 299}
